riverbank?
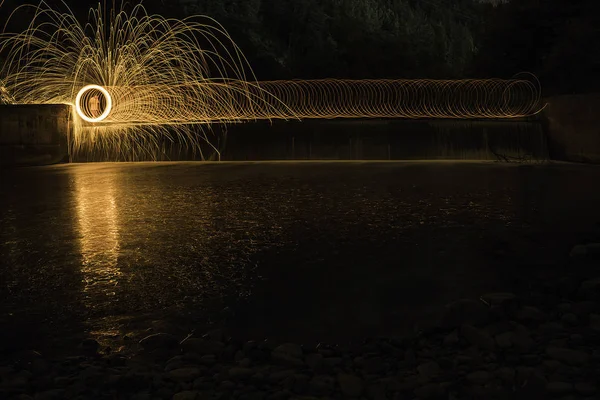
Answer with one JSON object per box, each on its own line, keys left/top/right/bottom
{"left": 2, "top": 243, "right": 600, "bottom": 400}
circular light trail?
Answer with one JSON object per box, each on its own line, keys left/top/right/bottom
{"left": 75, "top": 84, "right": 112, "bottom": 122}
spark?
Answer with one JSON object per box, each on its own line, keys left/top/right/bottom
{"left": 0, "top": 1, "right": 544, "bottom": 160}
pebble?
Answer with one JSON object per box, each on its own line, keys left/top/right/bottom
{"left": 417, "top": 361, "right": 440, "bottom": 381}
{"left": 546, "top": 347, "right": 590, "bottom": 366}
{"left": 495, "top": 367, "right": 515, "bottom": 384}
{"left": 443, "top": 330, "right": 459, "bottom": 345}
{"left": 516, "top": 306, "right": 546, "bottom": 323}
{"left": 480, "top": 292, "right": 517, "bottom": 307}
{"left": 8, "top": 261, "right": 600, "bottom": 400}
{"left": 228, "top": 367, "right": 254, "bottom": 380}
{"left": 466, "top": 371, "right": 490, "bottom": 385}
{"left": 589, "top": 314, "right": 600, "bottom": 331}
{"left": 442, "top": 299, "right": 488, "bottom": 328}
{"left": 308, "top": 375, "right": 335, "bottom": 396}
{"left": 366, "top": 383, "right": 387, "bottom": 400}
{"left": 180, "top": 338, "right": 224, "bottom": 355}
{"left": 139, "top": 333, "right": 179, "bottom": 351}
{"left": 272, "top": 343, "right": 304, "bottom": 367}
{"left": 546, "top": 382, "right": 573, "bottom": 395}
{"left": 337, "top": 373, "right": 364, "bottom": 397}
{"left": 461, "top": 325, "right": 495, "bottom": 350}
{"left": 414, "top": 383, "right": 442, "bottom": 399}
{"left": 494, "top": 332, "right": 512, "bottom": 349}
{"left": 304, "top": 353, "right": 323, "bottom": 369}
{"left": 561, "top": 313, "right": 579, "bottom": 326}
{"left": 570, "top": 244, "right": 587, "bottom": 258}
{"left": 79, "top": 338, "right": 100, "bottom": 355}
{"left": 168, "top": 368, "right": 203, "bottom": 382}
{"left": 575, "top": 382, "right": 597, "bottom": 396}
{"left": 172, "top": 391, "right": 200, "bottom": 400}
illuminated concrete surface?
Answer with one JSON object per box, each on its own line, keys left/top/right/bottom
{"left": 0, "top": 104, "right": 70, "bottom": 166}
{"left": 1, "top": 161, "right": 600, "bottom": 355}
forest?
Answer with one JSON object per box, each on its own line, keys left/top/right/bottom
{"left": 1, "top": 0, "right": 599, "bottom": 95}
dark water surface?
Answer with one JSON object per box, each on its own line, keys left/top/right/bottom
{"left": 1, "top": 161, "right": 600, "bottom": 354}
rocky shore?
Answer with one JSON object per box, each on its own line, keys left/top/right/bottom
{"left": 2, "top": 244, "right": 600, "bottom": 400}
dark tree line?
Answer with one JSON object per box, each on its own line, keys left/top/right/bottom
{"left": 2, "top": 0, "right": 599, "bottom": 94}
{"left": 146, "top": 0, "right": 599, "bottom": 94}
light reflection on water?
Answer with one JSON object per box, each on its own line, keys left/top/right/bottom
{"left": 1, "top": 161, "right": 600, "bottom": 351}
{"left": 75, "top": 170, "right": 121, "bottom": 303}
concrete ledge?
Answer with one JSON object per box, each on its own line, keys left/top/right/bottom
{"left": 544, "top": 94, "right": 600, "bottom": 164}
{"left": 0, "top": 104, "right": 71, "bottom": 166}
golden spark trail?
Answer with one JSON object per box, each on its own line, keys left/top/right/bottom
{"left": 0, "top": 1, "right": 545, "bottom": 160}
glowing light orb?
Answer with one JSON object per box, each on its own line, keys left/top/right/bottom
{"left": 75, "top": 85, "right": 113, "bottom": 123}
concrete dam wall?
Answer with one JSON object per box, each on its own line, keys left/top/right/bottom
{"left": 219, "top": 119, "right": 547, "bottom": 162}
{"left": 543, "top": 94, "right": 600, "bottom": 164}
{"left": 7, "top": 93, "right": 600, "bottom": 164}
{"left": 0, "top": 104, "right": 71, "bottom": 167}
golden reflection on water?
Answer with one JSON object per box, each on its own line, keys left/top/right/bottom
{"left": 74, "top": 171, "right": 121, "bottom": 301}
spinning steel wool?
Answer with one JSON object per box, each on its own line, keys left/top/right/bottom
{"left": 0, "top": 1, "right": 544, "bottom": 159}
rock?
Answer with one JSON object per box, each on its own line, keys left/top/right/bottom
{"left": 542, "top": 359, "right": 562, "bottom": 372}
{"left": 521, "top": 355, "right": 540, "bottom": 366}
{"left": 180, "top": 338, "right": 224, "bottom": 355}
{"left": 574, "top": 382, "right": 597, "bottom": 396}
{"left": 546, "top": 347, "right": 590, "bottom": 366}
{"left": 414, "top": 383, "right": 442, "bottom": 399}
{"left": 589, "top": 314, "right": 600, "bottom": 331}
{"left": 417, "top": 361, "right": 441, "bottom": 381}
{"left": 139, "top": 333, "right": 179, "bottom": 351}
{"left": 443, "top": 330, "right": 459, "bottom": 346}
{"left": 337, "top": 373, "right": 364, "bottom": 397}
{"left": 571, "top": 301, "right": 598, "bottom": 316}
{"left": 539, "top": 321, "right": 563, "bottom": 334}
{"left": 586, "top": 242, "right": 600, "bottom": 254}
{"left": 363, "top": 357, "right": 385, "bottom": 374}
{"left": 220, "top": 380, "right": 236, "bottom": 390}
{"left": 561, "top": 313, "right": 579, "bottom": 326}
{"left": 494, "top": 332, "right": 512, "bottom": 349}
{"left": 579, "top": 277, "right": 600, "bottom": 300}
{"left": 308, "top": 375, "right": 335, "bottom": 396}
{"left": 228, "top": 367, "right": 254, "bottom": 380}
{"left": 165, "top": 355, "right": 185, "bottom": 372}
{"left": 200, "top": 355, "right": 216, "bottom": 366}
{"left": 442, "top": 299, "right": 488, "bottom": 328}
{"left": 366, "top": 383, "right": 387, "bottom": 400}
{"left": 172, "top": 391, "right": 200, "bottom": 400}
{"left": 546, "top": 382, "right": 572, "bottom": 395}
{"left": 291, "top": 374, "right": 310, "bottom": 394}
{"left": 516, "top": 306, "right": 546, "bottom": 323}
{"left": 267, "top": 391, "right": 291, "bottom": 400}
{"left": 466, "top": 371, "right": 490, "bottom": 385}
{"left": 570, "top": 244, "right": 588, "bottom": 258}
{"left": 33, "top": 389, "right": 65, "bottom": 400}
{"left": 79, "top": 338, "right": 100, "bottom": 355}
{"left": 203, "top": 329, "right": 227, "bottom": 343}
{"left": 516, "top": 371, "right": 547, "bottom": 398}
{"left": 8, "top": 370, "right": 32, "bottom": 387}
{"left": 272, "top": 343, "right": 304, "bottom": 367}
{"left": 168, "top": 368, "right": 203, "bottom": 382}
{"left": 480, "top": 292, "right": 517, "bottom": 307}
{"left": 305, "top": 353, "right": 323, "bottom": 369}
{"left": 30, "top": 358, "right": 50, "bottom": 374}
{"left": 495, "top": 367, "right": 515, "bottom": 384}
{"left": 404, "top": 349, "right": 417, "bottom": 366}
{"left": 268, "top": 370, "right": 295, "bottom": 383}
{"left": 130, "top": 393, "right": 152, "bottom": 400}
{"left": 461, "top": 325, "right": 495, "bottom": 350}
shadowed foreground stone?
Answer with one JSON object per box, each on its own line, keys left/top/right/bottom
{"left": 4, "top": 243, "right": 600, "bottom": 400}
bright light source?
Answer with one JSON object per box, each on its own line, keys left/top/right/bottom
{"left": 75, "top": 85, "right": 113, "bottom": 123}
